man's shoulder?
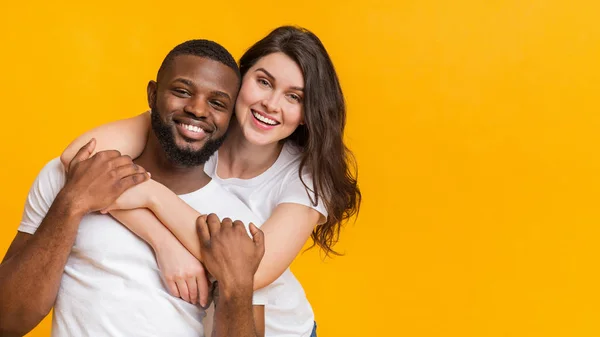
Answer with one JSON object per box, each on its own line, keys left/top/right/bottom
{"left": 34, "top": 157, "right": 67, "bottom": 193}
{"left": 41, "top": 157, "right": 65, "bottom": 173}
{"left": 19, "top": 158, "right": 66, "bottom": 234}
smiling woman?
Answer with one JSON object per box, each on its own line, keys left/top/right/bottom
{"left": 235, "top": 53, "right": 305, "bottom": 143}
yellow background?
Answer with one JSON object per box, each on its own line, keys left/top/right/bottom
{"left": 1, "top": 0, "right": 599, "bottom": 336}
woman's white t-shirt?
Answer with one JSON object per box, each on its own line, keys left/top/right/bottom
{"left": 204, "top": 141, "right": 327, "bottom": 337}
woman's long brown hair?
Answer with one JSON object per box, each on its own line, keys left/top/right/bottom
{"left": 239, "top": 26, "right": 362, "bottom": 256}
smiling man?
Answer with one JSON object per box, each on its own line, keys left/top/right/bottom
{"left": 0, "top": 40, "right": 266, "bottom": 337}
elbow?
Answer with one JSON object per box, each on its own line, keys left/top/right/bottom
{"left": 0, "top": 303, "right": 51, "bottom": 336}
{"left": 253, "top": 272, "right": 277, "bottom": 291}
{"left": 59, "top": 151, "right": 70, "bottom": 170}
{"left": 0, "top": 325, "right": 28, "bottom": 337}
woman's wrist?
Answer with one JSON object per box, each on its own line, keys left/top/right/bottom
{"left": 148, "top": 229, "right": 175, "bottom": 254}
{"left": 146, "top": 179, "right": 164, "bottom": 212}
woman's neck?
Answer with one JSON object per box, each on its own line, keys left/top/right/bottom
{"left": 218, "top": 122, "right": 283, "bottom": 179}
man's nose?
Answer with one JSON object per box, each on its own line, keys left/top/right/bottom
{"left": 185, "top": 97, "right": 209, "bottom": 118}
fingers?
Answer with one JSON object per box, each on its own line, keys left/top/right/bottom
{"left": 69, "top": 138, "right": 96, "bottom": 171}
{"left": 99, "top": 204, "right": 114, "bottom": 214}
{"left": 221, "top": 217, "right": 233, "bottom": 228}
{"left": 232, "top": 220, "right": 248, "bottom": 237}
{"left": 115, "top": 172, "right": 150, "bottom": 194}
{"left": 206, "top": 213, "right": 221, "bottom": 236}
{"left": 197, "top": 271, "right": 210, "bottom": 308}
{"left": 186, "top": 277, "right": 198, "bottom": 305}
{"left": 249, "top": 222, "right": 265, "bottom": 255}
{"left": 109, "top": 154, "right": 136, "bottom": 168}
{"left": 114, "top": 161, "right": 146, "bottom": 179}
{"left": 197, "top": 215, "right": 210, "bottom": 246}
{"left": 93, "top": 149, "right": 122, "bottom": 161}
{"left": 175, "top": 278, "right": 191, "bottom": 303}
{"left": 166, "top": 280, "right": 180, "bottom": 298}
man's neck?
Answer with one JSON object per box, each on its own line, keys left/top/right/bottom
{"left": 134, "top": 132, "right": 211, "bottom": 195}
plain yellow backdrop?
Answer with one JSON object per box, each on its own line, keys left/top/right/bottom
{"left": 1, "top": 0, "right": 599, "bottom": 336}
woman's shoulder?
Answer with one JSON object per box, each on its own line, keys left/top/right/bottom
{"left": 277, "top": 141, "right": 304, "bottom": 170}
{"left": 264, "top": 142, "right": 307, "bottom": 185}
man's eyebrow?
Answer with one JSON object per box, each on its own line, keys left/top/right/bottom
{"left": 173, "top": 78, "right": 231, "bottom": 101}
{"left": 173, "top": 78, "right": 193, "bottom": 86}
{"left": 255, "top": 68, "right": 304, "bottom": 92}
{"left": 212, "top": 91, "right": 231, "bottom": 101}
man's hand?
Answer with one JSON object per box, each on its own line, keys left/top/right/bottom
{"left": 198, "top": 214, "right": 265, "bottom": 337}
{"left": 196, "top": 214, "right": 265, "bottom": 295}
{"left": 62, "top": 138, "right": 150, "bottom": 215}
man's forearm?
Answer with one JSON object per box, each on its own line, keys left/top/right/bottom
{"left": 213, "top": 283, "right": 258, "bottom": 337}
{"left": 0, "top": 191, "right": 84, "bottom": 335}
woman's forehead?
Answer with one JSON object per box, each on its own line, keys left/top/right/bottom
{"left": 251, "top": 52, "right": 304, "bottom": 88}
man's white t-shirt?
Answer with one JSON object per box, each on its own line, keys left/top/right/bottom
{"left": 18, "top": 158, "right": 267, "bottom": 337}
{"left": 204, "top": 141, "right": 328, "bottom": 337}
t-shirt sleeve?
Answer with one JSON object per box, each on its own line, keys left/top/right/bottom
{"left": 277, "top": 171, "right": 328, "bottom": 224}
{"left": 251, "top": 286, "right": 268, "bottom": 306}
{"left": 19, "top": 158, "right": 67, "bottom": 234}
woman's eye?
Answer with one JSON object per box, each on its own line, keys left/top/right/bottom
{"left": 257, "top": 78, "right": 271, "bottom": 88}
{"left": 288, "top": 94, "right": 302, "bottom": 103}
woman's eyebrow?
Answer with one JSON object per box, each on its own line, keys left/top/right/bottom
{"left": 255, "top": 68, "right": 304, "bottom": 92}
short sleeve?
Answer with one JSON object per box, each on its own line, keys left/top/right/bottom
{"left": 277, "top": 171, "right": 328, "bottom": 224}
{"left": 251, "top": 286, "right": 269, "bottom": 306}
{"left": 19, "top": 158, "right": 66, "bottom": 234}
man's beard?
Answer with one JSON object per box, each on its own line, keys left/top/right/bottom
{"left": 150, "top": 108, "right": 226, "bottom": 167}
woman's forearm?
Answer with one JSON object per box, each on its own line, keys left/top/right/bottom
{"left": 144, "top": 182, "right": 321, "bottom": 292}
{"left": 109, "top": 208, "right": 193, "bottom": 257}
{"left": 147, "top": 182, "right": 203, "bottom": 260}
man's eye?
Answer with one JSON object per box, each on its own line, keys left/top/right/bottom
{"left": 173, "top": 89, "right": 190, "bottom": 96}
{"left": 210, "top": 100, "right": 226, "bottom": 109}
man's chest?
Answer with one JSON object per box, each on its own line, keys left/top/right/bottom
{"left": 71, "top": 213, "right": 155, "bottom": 262}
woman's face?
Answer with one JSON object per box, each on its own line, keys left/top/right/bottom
{"left": 234, "top": 52, "right": 305, "bottom": 146}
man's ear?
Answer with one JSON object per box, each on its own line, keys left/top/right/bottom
{"left": 147, "top": 80, "right": 157, "bottom": 110}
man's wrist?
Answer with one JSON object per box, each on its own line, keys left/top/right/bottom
{"left": 219, "top": 278, "right": 254, "bottom": 301}
{"left": 55, "top": 188, "right": 88, "bottom": 219}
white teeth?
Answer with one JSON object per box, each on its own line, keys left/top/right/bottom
{"left": 252, "top": 111, "right": 278, "bottom": 125}
{"left": 181, "top": 123, "right": 203, "bottom": 133}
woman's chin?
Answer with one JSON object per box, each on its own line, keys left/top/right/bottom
{"left": 243, "top": 128, "right": 279, "bottom": 147}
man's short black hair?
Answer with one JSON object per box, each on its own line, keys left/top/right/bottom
{"left": 157, "top": 39, "right": 240, "bottom": 83}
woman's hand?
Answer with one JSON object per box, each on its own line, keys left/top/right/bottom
{"left": 154, "top": 235, "right": 211, "bottom": 307}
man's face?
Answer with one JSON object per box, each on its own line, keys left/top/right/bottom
{"left": 148, "top": 54, "right": 239, "bottom": 167}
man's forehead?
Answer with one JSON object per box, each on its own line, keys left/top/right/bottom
{"left": 160, "top": 54, "right": 238, "bottom": 90}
